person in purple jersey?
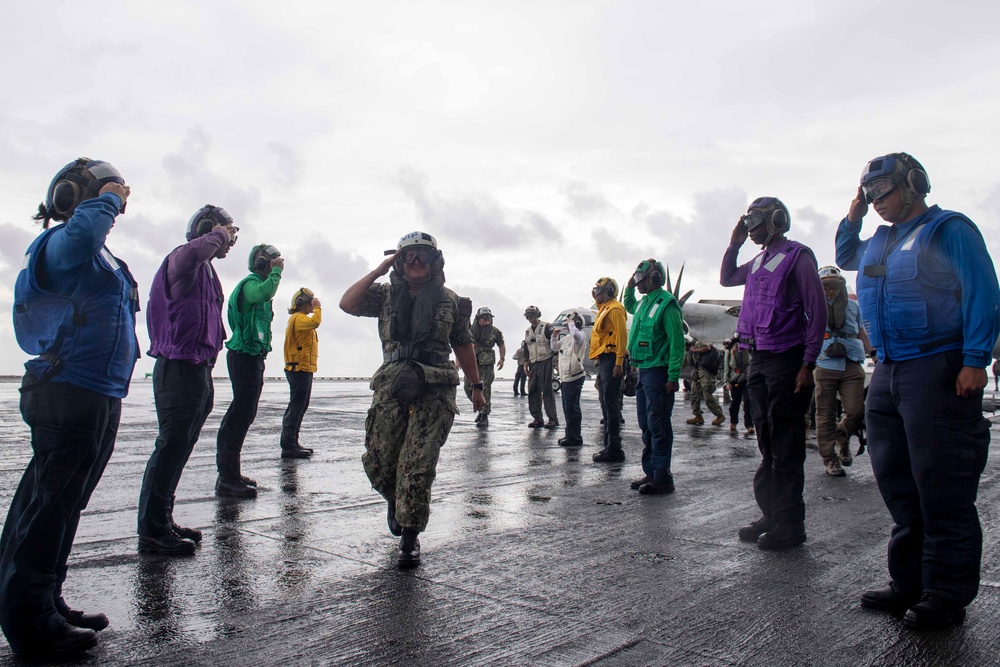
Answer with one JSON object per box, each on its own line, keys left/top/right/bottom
{"left": 721, "top": 197, "right": 826, "bottom": 551}
{"left": 1, "top": 158, "right": 134, "bottom": 660}
{"left": 837, "top": 152, "right": 1000, "bottom": 631}
{"left": 136, "top": 205, "right": 238, "bottom": 556}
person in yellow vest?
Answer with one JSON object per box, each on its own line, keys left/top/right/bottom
{"left": 281, "top": 288, "right": 322, "bottom": 459}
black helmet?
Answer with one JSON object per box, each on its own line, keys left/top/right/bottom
{"left": 186, "top": 204, "right": 235, "bottom": 241}
{"left": 743, "top": 197, "right": 790, "bottom": 234}
{"left": 39, "top": 157, "right": 125, "bottom": 225}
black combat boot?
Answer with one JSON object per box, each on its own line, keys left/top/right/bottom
{"left": 398, "top": 528, "right": 421, "bottom": 568}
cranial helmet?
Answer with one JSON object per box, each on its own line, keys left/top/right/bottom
{"left": 743, "top": 197, "right": 790, "bottom": 235}
{"left": 248, "top": 243, "right": 281, "bottom": 272}
{"left": 288, "top": 287, "right": 315, "bottom": 314}
{"left": 41, "top": 157, "right": 126, "bottom": 224}
{"left": 524, "top": 305, "right": 541, "bottom": 319}
{"left": 819, "top": 265, "right": 846, "bottom": 286}
{"left": 186, "top": 204, "right": 235, "bottom": 241}
{"left": 860, "top": 152, "right": 930, "bottom": 218}
{"left": 392, "top": 231, "right": 443, "bottom": 282}
{"left": 818, "top": 265, "right": 842, "bottom": 280}
{"left": 476, "top": 306, "right": 493, "bottom": 319}
{"left": 593, "top": 276, "right": 619, "bottom": 300}
{"left": 633, "top": 259, "right": 666, "bottom": 288}
{"left": 570, "top": 312, "right": 584, "bottom": 329}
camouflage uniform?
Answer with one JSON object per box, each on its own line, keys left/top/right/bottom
{"left": 687, "top": 341, "right": 725, "bottom": 419}
{"left": 464, "top": 324, "right": 504, "bottom": 416}
{"left": 355, "top": 282, "right": 473, "bottom": 531}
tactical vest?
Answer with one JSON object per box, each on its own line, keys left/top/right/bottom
{"left": 856, "top": 206, "right": 972, "bottom": 361}
{"left": 226, "top": 273, "right": 275, "bottom": 357}
{"left": 472, "top": 324, "right": 501, "bottom": 366}
{"left": 524, "top": 321, "right": 553, "bottom": 363}
{"left": 14, "top": 225, "right": 139, "bottom": 394}
{"left": 737, "top": 239, "right": 815, "bottom": 352}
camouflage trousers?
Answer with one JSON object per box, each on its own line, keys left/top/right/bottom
{"left": 690, "top": 368, "right": 724, "bottom": 418}
{"left": 363, "top": 386, "right": 457, "bottom": 532}
{"left": 464, "top": 363, "right": 495, "bottom": 415}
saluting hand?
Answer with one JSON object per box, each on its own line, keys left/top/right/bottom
{"left": 847, "top": 186, "right": 868, "bottom": 224}
{"left": 100, "top": 182, "right": 131, "bottom": 208}
{"left": 731, "top": 217, "right": 748, "bottom": 246}
{"left": 375, "top": 251, "right": 399, "bottom": 277}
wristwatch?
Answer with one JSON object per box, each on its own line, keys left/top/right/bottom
{"left": 804, "top": 362, "right": 816, "bottom": 371}
{"left": 471, "top": 382, "right": 484, "bottom": 390}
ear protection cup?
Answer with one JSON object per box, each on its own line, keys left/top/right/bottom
{"left": 254, "top": 256, "right": 269, "bottom": 272}
{"left": 649, "top": 267, "right": 663, "bottom": 288}
{"left": 646, "top": 259, "right": 665, "bottom": 288}
{"left": 906, "top": 168, "right": 930, "bottom": 195}
{"left": 51, "top": 180, "right": 83, "bottom": 216}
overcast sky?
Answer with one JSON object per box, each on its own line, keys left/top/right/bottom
{"left": 2, "top": 1, "right": 999, "bottom": 378}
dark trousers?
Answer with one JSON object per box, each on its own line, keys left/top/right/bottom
{"left": 866, "top": 350, "right": 990, "bottom": 607}
{"left": 280, "top": 370, "right": 313, "bottom": 450}
{"left": 596, "top": 353, "right": 623, "bottom": 451}
{"left": 527, "top": 357, "right": 558, "bottom": 421}
{"left": 636, "top": 366, "right": 675, "bottom": 486}
{"left": 216, "top": 350, "right": 265, "bottom": 479}
{"left": 513, "top": 366, "right": 527, "bottom": 395}
{"left": 560, "top": 376, "right": 584, "bottom": 442}
{"left": 0, "top": 378, "right": 119, "bottom": 645}
{"left": 138, "top": 358, "right": 214, "bottom": 537}
{"left": 746, "top": 346, "right": 810, "bottom": 525}
{"left": 729, "top": 380, "right": 752, "bottom": 428}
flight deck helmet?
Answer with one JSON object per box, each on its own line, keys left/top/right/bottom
{"left": 593, "top": 276, "right": 619, "bottom": 300}
{"left": 632, "top": 259, "right": 665, "bottom": 288}
{"left": 860, "top": 153, "right": 930, "bottom": 219}
{"left": 742, "top": 197, "right": 790, "bottom": 235}
{"left": 186, "top": 204, "right": 235, "bottom": 241}
{"left": 40, "top": 157, "right": 126, "bottom": 226}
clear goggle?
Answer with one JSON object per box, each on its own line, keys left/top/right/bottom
{"left": 742, "top": 212, "right": 768, "bottom": 230}
{"left": 862, "top": 177, "right": 897, "bottom": 204}
{"left": 402, "top": 247, "right": 435, "bottom": 265}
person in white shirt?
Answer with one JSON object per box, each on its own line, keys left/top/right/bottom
{"left": 552, "top": 313, "right": 588, "bottom": 447}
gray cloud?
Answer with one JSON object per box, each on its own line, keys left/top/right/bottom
{"left": 522, "top": 210, "right": 562, "bottom": 242}
{"left": 592, "top": 227, "right": 656, "bottom": 263}
{"left": 266, "top": 142, "right": 304, "bottom": 188}
{"left": 162, "top": 127, "right": 262, "bottom": 222}
{"left": 562, "top": 180, "right": 617, "bottom": 219}
{"left": 395, "top": 165, "right": 562, "bottom": 249}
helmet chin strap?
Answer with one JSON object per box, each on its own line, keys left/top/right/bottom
{"left": 896, "top": 184, "right": 916, "bottom": 222}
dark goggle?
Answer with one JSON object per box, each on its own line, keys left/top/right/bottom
{"left": 742, "top": 212, "right": 768, "bottom": 230}
{"left": 402, "top": 247, "right": 435, "bottom": 265}
{"left": 862, "top": 177, "right": 896, "bottom": 204}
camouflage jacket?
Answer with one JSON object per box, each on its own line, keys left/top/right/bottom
{"left": 471, "top": 323, "right": 504, "bottom": 366}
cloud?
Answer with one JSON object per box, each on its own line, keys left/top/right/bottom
{"left": 161, "top": 126, "right": 262, "bottom": 222}
{"left": 522, "top": 210, "right": 561, "bottom": 242}
{"left": 561, "top": 180, "right": 617, "bottom": 219}
{"left": 591, "top": 227, "right": 656, "bottom": 263}
{"left": 266, "top": 142, "right": 304, "bottom": 188}
{"left": 394, "top": 165, "right": 562, "bottom": 249}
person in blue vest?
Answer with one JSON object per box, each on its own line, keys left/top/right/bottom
{"left": 721, "top": 197, "right": 826, "bottom": 551}
{"left": 137, "top": 205, "right": 238, "bottom": 555}
{"left": 836, "top": 152, "right": 1000, "bottom": 631}
{"left": 0, "top": 158, "right": 135, "bottom": 659}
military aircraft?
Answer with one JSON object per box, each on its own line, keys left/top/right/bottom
{"left": 664, "top": 263, "right": 741, "bottom": 345}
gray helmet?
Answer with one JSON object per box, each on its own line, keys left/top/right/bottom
{"left": 476, "top": 306, "right": 493, "bottom": 319}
